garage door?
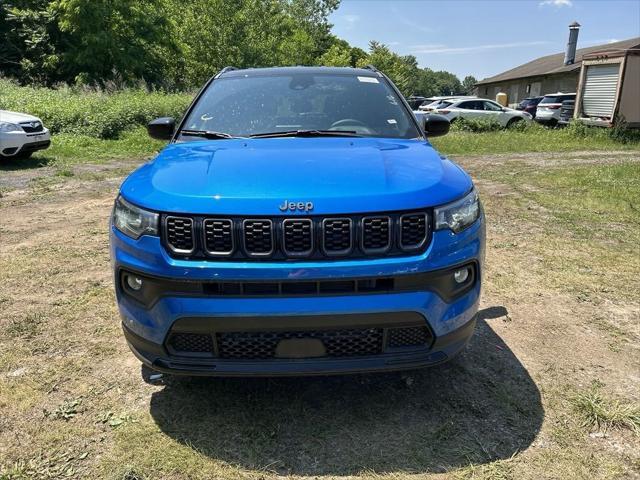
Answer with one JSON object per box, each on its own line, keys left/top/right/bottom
{"left": 582, "top": 64, "right": 620, "bottom": 118}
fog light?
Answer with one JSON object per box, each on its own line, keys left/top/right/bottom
{"left": 453, "top": 268, "right": 470, "bottom": 284}
{"left": 126, "top": 275, "right": 143, "bottom": 291}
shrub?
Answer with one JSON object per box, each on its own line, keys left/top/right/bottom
{"left": 0, "top": 79, "right": 192, "bottom": 139}
{"left": 449, "top": 116, "right": 503, "bottom": 133}
{"left": 609, "top": 116, "right": 640, "bottom": 144}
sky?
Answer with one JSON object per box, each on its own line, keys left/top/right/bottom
{"left": 329, "top": 0, "right": 640, "bottom": 80}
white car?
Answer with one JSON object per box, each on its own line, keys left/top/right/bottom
{"left": 535, "top": 93, "right": 576, "bottom": 126}
{"left": 418, "top": 95, "right": 477, "bottom": 111}
{"left": 0, "top": 110, "right": 51, "bottom": 159}
{"left": 431, "top": 98, "right": 532, "bottom": 127}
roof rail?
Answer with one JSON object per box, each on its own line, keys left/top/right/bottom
{"left": 215, "top": 66, "right": 238, "bottom": 78}
{"left": 363, "top": 64, "right": 382, "bottom": 75}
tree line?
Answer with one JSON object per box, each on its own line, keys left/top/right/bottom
{"left": 0, "top": 0, "right": 476, "bottom": 97}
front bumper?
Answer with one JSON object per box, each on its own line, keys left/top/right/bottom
{"left": 0, "top": 128, "right": 51, "bottom": 157}
{"left": 111, "top": 216, "right": 485, "bottom": 376}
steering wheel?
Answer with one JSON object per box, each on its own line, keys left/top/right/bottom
{"left": 329, "top": 118, "right": 375, "bottom": 135}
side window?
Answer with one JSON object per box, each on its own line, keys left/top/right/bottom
{"left": 483, "top": 101, "right": 503, "bottom": 111}
{"left": 457, "top": 101, "right": 472, "bottom": 109}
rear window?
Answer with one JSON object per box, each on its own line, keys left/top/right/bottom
{"left": 540, "top": 94, "right": 575, "bottom": 104}
{"left": 540, "top": 96, "right": 561, "bottom": 104}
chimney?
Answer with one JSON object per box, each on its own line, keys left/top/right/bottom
{"left": 564, "top": 21, "right": 581, "bottom": 66}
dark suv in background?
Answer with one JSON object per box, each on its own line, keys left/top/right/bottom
{"left": 516, "top": 96, "right": 543, "bottom": 118}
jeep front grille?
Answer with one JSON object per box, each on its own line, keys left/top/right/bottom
{"left": 161, "top": 210, "right": 431, "bottom": 260}
{"left": 400, "top": 213, "right": 428, "bottom": 250}
{"left": 283, "top": 219, "right": 313, "bottom": 256}
{"left": 322, "top": 218, "right": 352, "bottom": 255}
{"left": 165, "top": 216, "right": 194, "bottom": 253}
{"left": 242, "top": 219, "right": 274, "bottom": 256}
{"left": 361, "top": 216, "right": 391, "bottom": 253}
{"left": 203, "top": 219, "right": 234, "bottom": 255}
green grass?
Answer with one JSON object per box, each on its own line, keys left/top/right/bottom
{"left": 471, "top": 159, "right": 640, "bottom": 302}
{"left": 432, "top": 123, "right": 640, "bottom": 155}
{"left": 0, "top": 79, "right": 191, "bottom": 139}
{"left": 1, "top": 127, "right": 165, "bottom": 171}
{"left": 571, "top": 387, "right": 640, "bottom": 434}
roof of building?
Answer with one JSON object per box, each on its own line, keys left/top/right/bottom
{"left": 476, "top": 37, "right": 640, "bottom": 85}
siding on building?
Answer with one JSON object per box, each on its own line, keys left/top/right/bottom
{"left": 475, "top": 72, "right": 578, "bottom": 107}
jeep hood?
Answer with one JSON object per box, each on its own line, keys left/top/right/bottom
{"left": 121, "top": 137, "right": 472, "bottom": 215}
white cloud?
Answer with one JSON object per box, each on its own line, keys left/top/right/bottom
{"left": 539, "top": 0, "right": 573, "bottom": 7}
{"left": 410, "top": 41, "right": 551, "bottom": 55}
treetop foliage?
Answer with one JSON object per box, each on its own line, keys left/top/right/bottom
{"left": 0, "top": 0, "right": 470, "bottom": 97}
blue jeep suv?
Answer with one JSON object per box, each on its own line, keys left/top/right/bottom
{"left": 110, "top": 66, "right": 485, "bottom": 376}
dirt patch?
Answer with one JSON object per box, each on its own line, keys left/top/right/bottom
{"left": 1, "top": 151, "right": 638, "bottom": 479}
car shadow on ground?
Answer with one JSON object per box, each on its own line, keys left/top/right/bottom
{"left": 0, "top": 154, "right": 51, "bottom": 171}
{"left": 148, "top": 306, "right": 542, "bottom": 475}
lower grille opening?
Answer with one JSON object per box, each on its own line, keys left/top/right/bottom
{"left": 165, "top": 325, "right": 432, "bottom": 360}
{"left": 168, "top": 332, "right": 213, "bottom": 354}
{"left": 217, "top": 329, "right": 383, "bottom": 359}
{"left": 388, "top": 326, "right": 431, "bottom": 348}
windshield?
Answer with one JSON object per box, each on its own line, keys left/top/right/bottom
{"left": 181, "top": 72, "right": 421, "bottom": 139}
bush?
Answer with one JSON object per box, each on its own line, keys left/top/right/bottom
{"left": 0, "top": 79, "right": 192, "bottom": 139}
{"left": 449, "top": 116, "right": 503, "bottom": 133}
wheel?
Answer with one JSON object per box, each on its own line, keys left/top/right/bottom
{"left": 506, "top": 117, "right": 523, "bottom": 128}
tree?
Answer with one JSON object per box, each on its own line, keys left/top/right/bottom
{"left": 319, "top": 43, "right": 352, "bottom": 67}
{"left": 358, "top": 41, "right": 421, "bottom": 96}
{"left": 0, "top": 0, "right": 64, "bottom": 85}
{"left": 53, "top": 0, "right": 177, "bottom": 86}
{"left": 462, "top": 75, "right": 477, "bottom": 95}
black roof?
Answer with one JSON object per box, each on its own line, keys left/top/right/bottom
{"left": 218, "top": 66, "right": 381, "bottom": 78}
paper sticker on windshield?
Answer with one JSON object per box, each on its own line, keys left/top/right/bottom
{"left": 358, "top": 76, "right": 379, "bottom": 83}
{"left": 387, "top": 119, "right": 397, "bottom": 124}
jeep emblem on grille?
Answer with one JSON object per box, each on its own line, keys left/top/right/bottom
{"left": 279, "top": 200, "right": 313, "bottom": 212}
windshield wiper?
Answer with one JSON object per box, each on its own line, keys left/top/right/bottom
{"left": 180, "top": 129, "right": 240, "bottom": 140}
{"left": 250, "top": 129, "right": 360, "bottom": 139}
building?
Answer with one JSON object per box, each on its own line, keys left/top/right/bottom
{"left": 475, "top": 23, "right": 640, "bottom": 107}
{"left": 575, "top": 46, "right": 640, "bottom": 127}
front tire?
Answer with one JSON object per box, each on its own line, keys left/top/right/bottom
{"left": 506, "top": 117, "right": 523, "bottom": 128}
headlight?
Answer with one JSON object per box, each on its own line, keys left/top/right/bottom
{"left": 434, "top": 188, "right": 480, "bottom": 233}
{"left": 0, "top": 122, "right": 22, "bottom": 133}
{"left": 112, "top": 196, "right": 159, "bottom": 239}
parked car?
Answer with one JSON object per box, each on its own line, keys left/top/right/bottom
{"left": 516, "top": 96, "right": 543, "bottom": 118}
{"left": 0, "top": 110, "right": 51, "bottom": 159}
{"left": 407, "top": 95, "right": 428, "bottom": 109}
{"left": 110, "top": 66, "right": 485, "bottom": 377}
{"left": 433, "top": 98, "right": 532, "bottom": 127}
{"left": 557, "top": 99, "right": 575, "bottom": 126}
{"left": 535, "top": 93, "right": 576, "bottom": 126}
{"left": 418, "top": 95, "right": 477, "bottom": 111}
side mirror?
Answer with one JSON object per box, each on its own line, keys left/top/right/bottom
{"left": 421, "top": 113, "right": 450, "bottom": 137}
{"left": 147, "top": 117, "right": 175, "bottom": 140}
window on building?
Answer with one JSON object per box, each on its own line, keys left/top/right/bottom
{"left": 526, "top": 84, "right": 531, "bottom": 94}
